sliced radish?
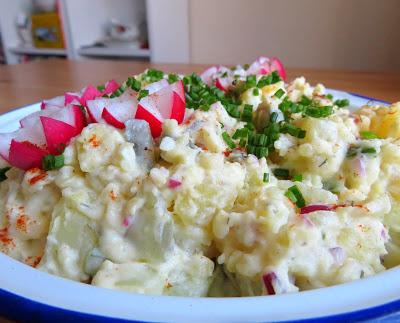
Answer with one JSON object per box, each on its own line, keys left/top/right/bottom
{"left": 200, "top": 66, "right": 218, "bottom": 85}
{"left": 72, "top": 105, "right": 86, "bottom": 134}
{"left": 170, "top": 91, "right": 185, "bottom": 124}
{"left": 102, "top": 109, "right": 125, "bottom": 129}
{"left": 86, "top": 92, "right": 137, "bottom": 127}
{"left": 8, "top": 140, "right": 48, "bottom": 170}
{"left": 20, "top": 106, "right": 61, "bottom": 128}
{"left": 65, "top": 93, "right": 81, "bottom": 105}
{"left": 247, "top": 56, "right": 271, "bottom": 76}
{"left": 300, "top": 204, "right": 333, "bottom": 214}
{"left": 170, "top": 80, "right": 185, "bottom": 101}
{"left": 270, "top": 57, "right": 287, "bottom": 81}
{"left": 215, "top": 78, "right": 229, "bottom": 92}
{"left": 40, "top": 116, "right": 77, "bottom": 154}
{"left": 262, "top": 272, "right": 278, "bottom": 295}
{"left": 144, "top": 79, "right": 169, "bottom": 95}
{"left": 103, "top": 79, "right": 120, "bottom": 95}
{"left": 80, "top": 85, "right": 102, "bottom": 107}
{"left": 135, "top": 103, "right": 163, "bottom": 138}
{"left": 41, "top": 95, "right": 65, "bottom": 110}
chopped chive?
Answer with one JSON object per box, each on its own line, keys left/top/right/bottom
{"left": 96, "top": 85, "right": 105, "bottom": 92}
{"left": 138, "top": 89, "right": 149, "bottom": 100}
{"left": 221, "top": 71, "right": 228, "bottom": 78}
{"left": 334, "top": 99, "right": 350, "bottom": 108}
{"left": 168, "top": 73, "right": 179, "bottom": 84}
{"left": 304, "top": 105, "right": 333, "bottom": 118}
{"left": 326, "top": 93, "right": 333, "bottom": 100}
{"left": 42, "top": 154, "right": 64, "bottom": 171}
{"left": 232, "top": 127, "right": 249, "bottom": 139}
{"left": 263, "top": 172, "right": 269, "bottom": 183}
{"left": 293, "top": 174, "right": 303, "bottom": 182}
{"left": 253, "top": 88, "right": 260, "bottom": 96}
{"left": 239, "top": 138, "right": 246, "bottom": 147}
{"left": 361, "top": 147, "right": 377, "bottom": 154}
{"left": 287, "top": 185, "right": 305, "bottom": 208}
{"left": 128, "top": 77, "right": 141, "bottom": 91}
{"left": 246, "top": 75, "right": 257, "bottom": 89}
{"left": 285, "top": 190, "right": 297, "bottom": 204}
{"left": 346, "top": 146, "right": 358, "bottom": 158}
{"left": 280, "top": 123, "right": 306, "bottom": 138}
{"left": 243, "top": 63, "right": 250, "bottom": 70}
{"left": 241, "top": 104, "right": 253, "bottom": 122}
{"left": 300, "top": 95, "right": 312, "bottom": 106}
{"left": 274, "top": 88, "right": 285, "bottom": 99}
{"left": 0, "top": 167, "right": 11, "bottom": 182}
{"left": 273, "top": 168, "right": 290, "bottom": 179}
{"left": 270, "top": 112, "right": 278, "bottom": 123}
{"left": 360, "top": 131, "right": 379, "bottom": 139}
{"left": 222, "top": 132, "right": 236, "bottom": 150}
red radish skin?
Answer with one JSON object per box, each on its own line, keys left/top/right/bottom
{"left": 103, "top": 80, "right": 120, "bottom": 95}
{"left": 270, "top": 57, "right": 287, "bottom": 81}
{"left": 72, "top": 106, "right": 86, "bottom": 134}
{"left": 215, "top": 78, "right": 227, "bottom": 92}
{"left": 65, "top": 93, "right": 80, "bottom": 105}
{"left": 170, "top": 91, "right": 186, "bottom": 124}
{"left": 8, "top": 140, "right": 48, "bottom": 170}
{"left": 40, "top": 102, "right": 46, "bottom": 110}
{"left": 102, "top": 108, "right": 125, "bottom": 129}
{"left": 135, "top": 104, "right": 163, "bottom": 138}
{"left": 40, "top": 116, "right": 77, "bottom": 154}
{"left": 80, "top": 85, "right": 102, "bottom": 106}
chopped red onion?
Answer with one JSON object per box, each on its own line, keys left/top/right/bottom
{"left": 123, "top": 216, "right": 133, "bottom": 228}
{"left": 262, "top": 272, "right": 278, "bottom": 295}
{"left": 168, "top": 178, "right": 182, "bottom": 189}
{"left": 329, "top": 247, "right": 345, "bottom": 265}
{"left": 300, "top": 204, "right": 333, "bottom": 214}
{"left": 353, "top": 157, "right": 366, "bottom": 177}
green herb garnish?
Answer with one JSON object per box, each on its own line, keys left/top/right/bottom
{"left": 138, "top": 89, "right": 149, "bottom": 100}
{"left": 274, "top": 89, "right": 285, "bottom": 99}
{"left": 293, "top": 174, "right": 303, "bottom": 182}
{"left": 273, "top": 168, "right": 290, "bottom": 179}
{"left": 334, "top": 99, "right": 350, "bottom": 108}
{"left": 285, "top": 185, "right": 305, "bottom": 208}
{"left": 263, "top": 172, "right": 269, "bottom": 183}
{"left": 360, "top": 131, "right": 379, "bottom": 139}
{"left": 42, "top": 154, "right": 64, "bottom": 171}
{"left": 222, "top": 132, "right": 236, "bottom": 150}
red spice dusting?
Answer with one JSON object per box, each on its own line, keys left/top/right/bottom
{"left": 89, "top": 134, "right": 101, "bottom": 148}
{"left": 0, "top": 228, "right": 14, "bottom": 247}
{"left": 223, "top": 150, "right": 231, "bottom": 157}
{"left": 109, "top": 190, "right": 117, "bottom": 201}
{"left": 16, "top": 214, "right": 27, "bottom": 232}
{"left": 26, "top": 256, "right": 42, "bottom": 268}
{"left": 28, "top": 168, "right": 47, "bottom": 185}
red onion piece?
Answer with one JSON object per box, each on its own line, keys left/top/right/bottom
{"left": 168, "top": 178, "right": 182, "bottom": 189}
{"left": 353, "top": 157, "right": 366, "bottom": 177}
{"left": 123, "top": 215, "right": 133, "bottom": 228}
{"left": 329, "top": 247, "right": 345, "bottom": 265}
{"left": 262, "top": 272, "right": 278, "bottom": 295}
{"left": 300, "top": 204, "right": 333, "bottom": 215}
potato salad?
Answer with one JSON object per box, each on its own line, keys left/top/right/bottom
{"left": 1, "top": 57, "right": 400, "bottom": 297}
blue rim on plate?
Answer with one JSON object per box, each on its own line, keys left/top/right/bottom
{"left": 0, "top": 90, "right": 398, "bottom": 323}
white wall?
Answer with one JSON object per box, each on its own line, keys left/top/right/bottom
{"left": 189, "top": 0, "right": 400, "bottom": 71}
{"left": 63, "top": 0, "right": 146, "bottom": 59}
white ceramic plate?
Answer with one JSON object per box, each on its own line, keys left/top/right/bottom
{"left": 0, "top": 90, "right": 398, "bottom": 323}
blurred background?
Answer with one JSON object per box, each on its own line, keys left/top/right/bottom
{"left": 0, "top": 0, "right": 399, "bottom": 71}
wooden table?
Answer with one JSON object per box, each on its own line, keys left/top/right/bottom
{"left": 0, "top": 59, "right": 399, "bottom": 323}
{"left": 0, "top": 59, "right": 399, "bottom": 113}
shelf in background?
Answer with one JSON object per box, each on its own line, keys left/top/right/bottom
{"left": 9, "top": 46, "right": 67, "bottom": 56}
{"left": 77, "top": 46, "right": 150, "bottom": 58}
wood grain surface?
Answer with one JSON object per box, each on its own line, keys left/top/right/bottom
{"left": 0, "top": 59, "right": 399, "bottom": 114}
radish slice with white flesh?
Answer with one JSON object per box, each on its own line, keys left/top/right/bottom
{"left": 86, "top": 91, "right": 138, "bottom": 128}
{"left": 144, "top": 79, "right": 170, "bottom": 95}
{"left": 103, "top": 79, "right": 120, "bottom": 95}
{"left": 137, "top": 80, "right": 186, "bottom": 131}
{"left": 79, "top": 85, "right": 102, "bottom": 107}
{"left": 40, "top": 116, "right": 78, "bottom": 154}
{"left": 215, "top": 77, "right": 230, "bottom": 92}
{"left": 41, "top": 95, "right": 65, "bottom": 110}
{"left": 200, "top": 66, "right": 218, "bottom": 85}
{"left": 269, "top": 57, "right": 287, "bottom": 81}
{"left": 65, "top": 92, "right": 81, "bottom": 105}
{"left": 247, "top": 56, "right": 271, "bottom": 75}
{"left": 135, "top": 101, "right": 164, "bottom": 138}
